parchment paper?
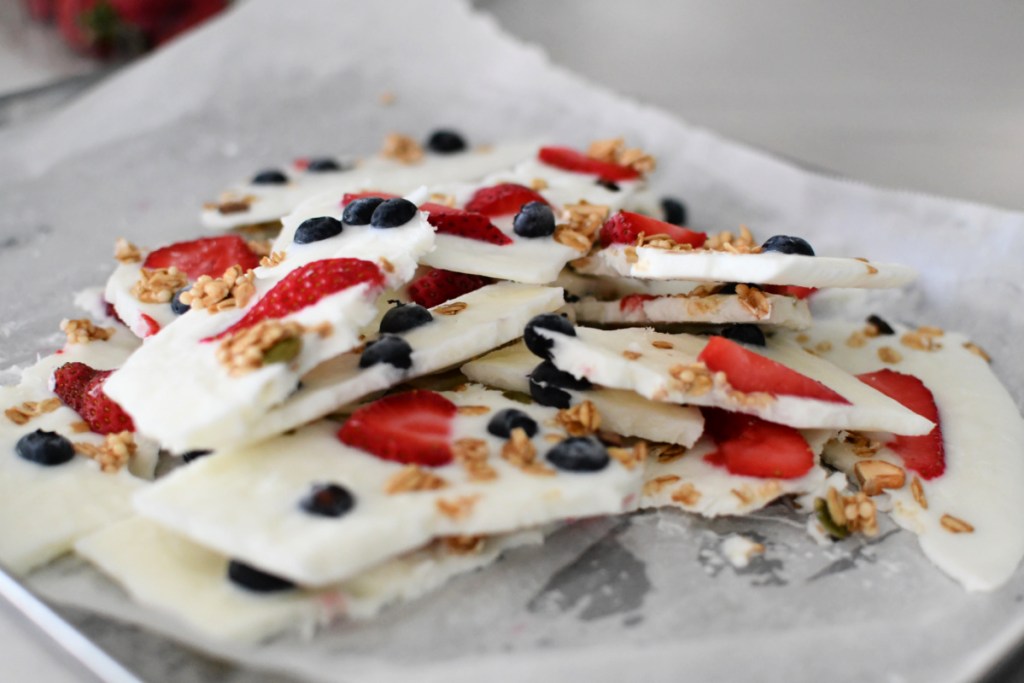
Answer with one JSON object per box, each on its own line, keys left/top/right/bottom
{"left": 2, "top": 1, "right": 1024, "bottom": 681}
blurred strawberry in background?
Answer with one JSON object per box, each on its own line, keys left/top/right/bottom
{"left": 24, "top": 0, "right": 228, "bottom": 57}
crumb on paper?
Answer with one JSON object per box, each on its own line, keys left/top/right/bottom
{"left": 721, "top": 534, "right": 766, "bottom": 569}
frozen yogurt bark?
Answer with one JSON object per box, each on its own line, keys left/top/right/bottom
{"left": 75, "top": 516, "right": 543, "bottom": 642}
{"left": 531, "top": 320, "right": 935, "bottom": 435}
{"left": 786, "top": 319, "right": 1024, "bottom": 591}
{"left": 0, "top": 326, "right": 155, "bottom": 574}
{"left": 135, "top": 384, "right": 643, "bottom": 586}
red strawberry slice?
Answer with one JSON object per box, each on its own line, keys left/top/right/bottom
{"left": 619, "top": 293, "right": 656, "bottom": 314}
{"left": 464, "top": 183, "right": 549, "bottom": 217}
{"left": 857, "top": 369, "right": 945, "bottom": 479}
{"left": 599, "top": 210, "right": 707, "bottom": 249}
{"left": 538, "top": 146, "right": 640, "bottom": 182}
{"left": 338, "top": 390, "right": 456, "bottom": 467}
{"left": 139, "top": 313, "right": 161, "bottom": 337}
{"left": 206, "top": 258, "right": 385, "bottom": 341}
{"left": 698, "top": 336, "right": 850, "bottom": 404}
{"left": 763, "top": 284, "right": 818, "bottom": 300}
{"left": 143, "top": 235, "right": 260, "bottom": 281}
{"left": 341, "top": 191, "right": 399, "bottom": 206}
{"left": 53, "top": 362, "right": 135, "bottom": 434}
{"left": 702, "top": 408, "right": 814, "bottom": 479}
{"left": 420, "top": 204, "right": 512, "bottom": 246}
{"left": 406, "top": 269, "right": 491, "bottom": 309}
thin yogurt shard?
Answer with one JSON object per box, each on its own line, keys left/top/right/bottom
{"left": 787, "top": 319, "right": 1024, "bottom": 591}
{"left": 74, "top": 516, "right": 543, "bottom": 642}
{"left": 134, "top": 385, "right": 642, "bottom": 586}
{"left": 569, "top": 290, "right": 812, "bottom": 329}
{"left": 538, "top": 325, "right": 935, "bottom": 435}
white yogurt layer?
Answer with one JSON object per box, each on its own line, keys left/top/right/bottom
{"left": 540, "top": 326, "right": 935, "bottom": 435}
{"left": 788, "top": 320, "right": 1024, "bottom": 591}
{"left": 461, "top": 341, "right": 704, "bottom": 448}
{"left": 554, "top": 268, "right": 703, "bottom": 299}
{"left": 0, "top": 328, "right": 156, "bottom": 574}
{"left": 215, "top": 283, "right": 565, "bottom": 452}
{"left": 76, "top": 517, "right": 542, "bottom": 643}
{"left": 134, "top": 385, "right": 642, "bottom": 586}
{"left": 576, "top": 247, "right": 917, "bottom": 289}
{"left": 420, "top": 233, "right": 578, "bottom": 285}
{"left": 201, "top": 143, "right": 540, "bottom": 230}
{"left": 639, "top": 430, "right": 833, "bottom": 517}
{"left": 570, "top": 292, "right": 811, "bottom": 329}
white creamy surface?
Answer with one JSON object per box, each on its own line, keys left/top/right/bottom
{"left": 553, "top": 269, "right": 703, "bottom": 299}
{"left": 0, "top": 329, "right": 153, "bottom": 574}
{"left": 541, "top": 326, "right": 934, "bottom": 434}
{"left": 578, "top": 246, "right": 918, "bottom": 289}
{"left": 792, "top": 320, "right": 1024, "bottom": 591}
{"left": 74, "top": 516, "right": 543, "bottom": 643}
{"left": 461, "top": 340, "right": 704, "bottom": 447}
{"left": 201, "top": 142, "right": 541, "bottom": 230}
{"left": 230, "top": 283, "right": 565, "bottom": 451}
{"left": 420, "top": 233, "right": 578, "bottom": 285}
{"left": 134, "top": 384, "right": 641, "bottom": 586}
{"left": 570, "top": 292, "right": 811, "bottom": 329}
{"left": 640, "top": 431, "right": 832, "bottom": 517}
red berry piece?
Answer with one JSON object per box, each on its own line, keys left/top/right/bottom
{"left": 537, "top": 146, "right": 640, "bottom": 182}
{"left": 599, "top": 210, "right": 707, "bottom": 249}
{"left": 338, "top": 390, "right": 457, "bottom": 467}
{"left": 143, "top": 235, "right": 260, "bottom": 281}
{"left": 464, "top": 183, "right": 549, "bottom": 217}
{"left": 763, "top": 284, "right": 818, "bottom": 300}
{"left": 702, "top": 408, "right": 815, "bottom": 479}
{"left": 420, "top": 204, "right": 512, "bottom": 246}
{"left": 53, "top": 362, "right": 134, "bottom": 434}
{"left": 856, "top": 370, "right": 945, "bottom": 479}
{"left": 407, "top": 269, "right": 491, "bottom": 309}
{"left": 618, "top": 293, "right": 656, "bottom": 314}
{"left": 207, "top": 258, "right": 385, "bottom": 341}
{"left": 697, "top": 336, "right": 850, "bottom": 404}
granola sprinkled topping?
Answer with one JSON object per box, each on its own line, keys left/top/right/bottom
{"left": 735, "top": 284, "right": 771, "bottom": 319}
{"left": 114, "top": 238, "right": 142, "bottom": 264}
{"left": 853, "top": 459, "right": 906, "bottom": 496}
{"left": 131, "top": 267, "right": 189, "bottom": 304}
{"left": 4, "top": 398, "right": 61, "bottom": 425}
{"left": 554, "top": 201, "right": 610, "bottom": 252}
{"left": 650, "top": 443, "right": 686, "bottom": 463}
{"left": 668, "top": 363, "right": 714, "bottom": 396}
{"left": 911, "top": 476, "right": 928, "bottom": 509}
{"left": 823, "top": 487, "right": 879, "bottom": 537}
{"left": 74, "top": 431, "right": 136, "bottom": 473}
{"left": 216, "top": 320, "right": 306, "bottom": 376}
{"left": 384, "top": 465, "right": 448, "bottom": 494}
{"left": 963, "top": 341, "right": 991, "bottom": 363}
{"left": 651, "top": 340, "right": 674, "bottom": 350}
{"left": 555, "top": 400, "right": 601, "bottom": 437}
{"left": 877, "top": 346, "right": 903, "bottom": 364}
{"left": 704, "top": 225, "right": 761, "bottom": 254}
{"left": 381, "top": 133, "right": 424, "bottom": 164}
{"left": 940, "top": 514, "right": 974, "bottom": 534}
{"left": 671, "top": 482, "right": 701, "bottom": 506}
{"left": 608, "top": 441, "right": 646, "bottom": 470}
{"left": 441, "top": 535, "right": 485, "bottom": 555}
{"left": 180, "top": 265, "right": 256, "bottom": 313}
{"left": 622, "top": 350, "right": 642, "bottom": 360}
{"left": 434, "top": 301, "right": 468, "bottom": 316}
{"left": 900, "top": 326, "right": 943, "bottom": 352}
{"left": 501, "top": 427, "right": 554, "bottom": 476}
{"left": 453, "top": 438, "right": 496, "bottom": 482}
{"left": 61, "top": 319, "right": 114, "bottom": 344}
{"left": 456, "top": 405, "right": 490, "bottom": 416}
{"left": 643, "top": 474, "right": 681, "bottom": 497}
{"left": 586, "top": 138, "right": 656, "bottom": 175}
{"left": 529, "top": 177, "right": 549, "bottom": 191}
{"left": 436, "top": 495, "right": 481, "bottom": 521}
{"left": 259, "top": 251, "right": 287, "bottom": 268}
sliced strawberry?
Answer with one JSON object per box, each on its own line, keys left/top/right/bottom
{"left": 857, "top": 369, "right": 945, "bottom": 479}
{"left": 599, "top": 210, "right": 707, "bottom": 249}
{"left": 619, "top": 293, "right": 656, "bottom": 314}
{"left": 341, "top": 191, "right": 399, "bottom": 206}
{"left": 53, "top": 362, "right": 134, "bottom": 434}
{"left": 338, "top": 390, "right": 456, "bottom": 467}
{"left": 103, "top": 300, "right": 126, "bottom": 326}
{"left": 143, "top": 235, "right": 260, "bottom": 280}
{"left": 139, "top": 313, "right": 161, "bottom": 337}
{"left": 698, "top": 336, "right": 850, "bottom": 404}
{"left": 464, "top": 183, "right": 549, "bottom": 217}
{"left": 763, "top": 284, "right": 818, "bottom": 300}
{"left": 407, "top": 269, "right": 491, "bottom": 309}
{"left": 421, "top": 204, "right": 512, "bottom": 246}
{"left": 538, "top": 146, "right": 640, "bottom": 182}
{"left": 206, "top": 258, "right": 385, "bottom": 341}
{"left": 702, "top": 408, "right": 814, "bottom": 479}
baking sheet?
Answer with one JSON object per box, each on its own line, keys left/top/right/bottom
{"left": 2, "top": 0, "right": 1024, "bottom": 681}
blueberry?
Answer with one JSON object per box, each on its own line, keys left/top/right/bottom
{"left": 300, "top": 482, "right": 355, "bottom": 518}
{"left": 305, "top": 157, "right": 343, "bottom": 172}
{"left": 370, "top": 198, "right": 418, "bottom": 229}
{"left": 596, "top": 179, "right": 620, "bottom": 192}
{"left": 528, "top": 360, "right": 591, "bottom": 409}
{"left": 867, "top": 314, "right": 895, "bottom": 335}
{"left": 15, "top": 430, "right": 74, "bottom": 466}
{"left": 661, "top": 197, "right": 687, "bottom": 226}
{"left": 181, "top": 449, "right": 212, "bottom": 463}
{"left": 359, "top": 334, "right": 413, "bottom": 370}
{"left": 379, "top": 302, "right": 433, "bottom": 334}
{"left": 251, "top": 169, "right": 288, "bottom": 185}
{"left": 342, "top": 197, "right": 386, "bottom": 225}
{"left": 545, "top": 437, "right": 609, "bottom": 472}
{"left": 513, "top": 201, "right": 556, "bottom": 238}
{"left": 487, "top": 409, "right": 538, "bottom": 439}
{"left": 426, "top": 129, "right": 467, "bottom": 154}
{"left": 762, "top": 235, "right": 815, "bottom": 256}
{"left": 720, "top": 324, "right": 766, "bottom": 347}
{"left": 524, "top": 313, "right": 575, "bottom": 359}
{"left": 563, "top": 290, "right": 581, "bottom": 303}
{"left": 227, "top": 560, "right": 295, "bottom": 593}
{"left": 170, "top": 288, "right": 191, "bottom": 315}
{"left": 294, "top": 216, "right": 343, "bottom": 244}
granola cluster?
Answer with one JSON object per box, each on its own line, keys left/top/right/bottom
{"left": 822, "top": 487, "right": 879, "bottom": 537}
{"left": 113, "top": 238, "right": 142, "bottom": 264}
{"left": 4, "top": 398, "right": 61, "bottom": 425}
{"left": 385, "top": 465, "right": 448, "bottom": 494}
{"left": 501, "top": 427, "right": 555, "bottom": 476}
{"left": 555, "top": 400, "right": 601, "bottom": 437}
{"left": 554, "top": 200, "right": 610, "bottom": 252}
{"left": 61, "top": 319, "right": 114, "bottom": 345}
{"left": 131, "top": 267, "right": 189, "bottom": 304}
{"left": 74, "top": 432, "right": 136, "bottom": 473}
{"left": 586, "top": 138, "right": 656, "bottom": 175}
{"left": 381, "top": 133, "right": 424, "bottom": 164}
{"left": 215, "top": 320, "right": 306, "bottom": 376}
{"left": 704, "top": 225, "right": 761, "bottom": 254}
{"left": 180, "top": 265, "right": 256, "bottom": 313}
